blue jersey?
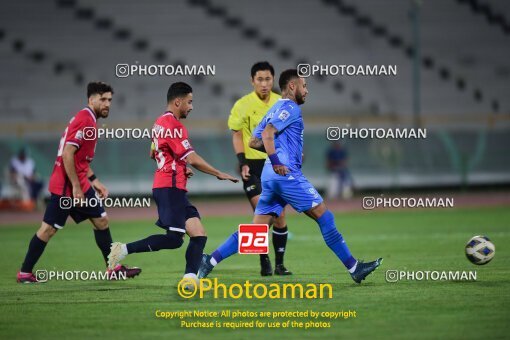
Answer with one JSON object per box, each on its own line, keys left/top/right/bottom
{"left": 253, "top": 99, "right": 304, "bottom": 178}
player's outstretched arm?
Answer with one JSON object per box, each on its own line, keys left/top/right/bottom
{"left": 62, "top": 144, "right": 84, "bottom": 199}
{"left": 186, "top": 152, "right": 239, "bottom": 183}
{"left": 262, "top": 124, "right": 289, "bottom": 176}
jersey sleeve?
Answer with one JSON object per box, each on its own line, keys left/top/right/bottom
{"left": 227, "top": 100, "right": 245, "bottom": 131}
{"left": 252, "top": 115, "right": 268, "bottom": 139}
{"left": 267, "top": 104, "right": 300, "bottom": 133}
{"left": 66, "top": 115, "right": 94, "bottom": 149}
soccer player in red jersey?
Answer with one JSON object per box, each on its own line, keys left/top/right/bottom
{"left": 108, "top": 82, "right": 238, "bottom": 283}
{"left": 17, "top": 82, "right": 141, "bottom": 283}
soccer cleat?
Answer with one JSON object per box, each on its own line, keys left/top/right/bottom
{"left": 274, "top": 264, "right": 293, "bottom": 275}
{"left": 350, "top": 258, "right": 383, "bottom": 284}
{"left": 182, "top": 273, "right": 199, "bottom": 291}
{"left": 108, "top": 242, "right": 127, "bottom": 270}
{"left": 16, "top": 272, "right": 39, "bottom": 283}
{"left": 198, "top": 254, "right": 214, "bottom": 279}
{"left": 260, "top": 256, "right": 273, "bottom": 276}
{"left": 107, "top": 264, "right": 142, "bottom": 280}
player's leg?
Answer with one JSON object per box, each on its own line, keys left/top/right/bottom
{"left": 108, "top": 229, "right": 184, "bottom": 269}
{"left": 18, "top": 222, "right": 58, "bottom": 283}
{"left": 89, "top": 215, "right": 142, "bottom": 278}
{"left": 281, "top": 176, "right": 382, "bottom": 283}
{"left": 304, "top": 202, "right": 381, "bottom": 283}
{"left": 89, "top": 216, "right": 113, "bottom": 265}
{"left": 272, "top": 209, "right": 292, "bottom": 275}
{"left": 183, "top": 197, "right": 207, "bottom": 275}
{"left": 198, "top": 213, "right": 274, "bottom": 279}
{"left": 198, "top": 184, "right": 284, "bottom": 279}
{"left": 17, "top": 192, "right": 68, "bottom": 283}
{"left": 304, "top": 202, "right": 357, "bottom": 270}
{"left": 107, "top": 188, "right": 186, "bottom": 269}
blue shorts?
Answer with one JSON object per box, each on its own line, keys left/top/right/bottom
{"left": 43, "top": 187, "right": 106, "bottom": 229}
{"left": 152, "top": 187, "right": 201, "bottom": 233}
{"left": 255, "top": 173, "right": 323, "bottom": 217}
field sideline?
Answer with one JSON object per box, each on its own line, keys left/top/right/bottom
{"left": 0, "top": 206, "right": 509, "bottom": 339}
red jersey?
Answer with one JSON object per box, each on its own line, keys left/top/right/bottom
{"left": 152, "top": 112, "right": 194, "bottom": 191}
{"left": 49, "top": 107, "right": 97, "bottom": 196}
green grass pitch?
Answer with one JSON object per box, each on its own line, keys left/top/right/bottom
{"left": 0, "top": 206, "right": 509, "bottom": 339}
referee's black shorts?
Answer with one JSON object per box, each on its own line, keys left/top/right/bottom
{"left": 242, "top": 159, "right": 266, "bottom": 199}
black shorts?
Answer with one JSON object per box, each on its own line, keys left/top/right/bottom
{"left": 243, "top": 159, "right": 266, "bottom": 199}
{"left": 153, "top": 187, "right": 201, "bottom": 233}
{"left": 43, "top": 187, "right": 106, "bottom": 230}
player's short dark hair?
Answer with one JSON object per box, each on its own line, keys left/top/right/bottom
{"left": 278, "top": 69, "right": 299, "bottom": 91}
{"left": 251, "top": 61, "right": 275, "bottom": 78}
{"left": 87, "top": 82, "right": 114, "bottom": 98}
{"left": 167, "top": 82, "right": 193, "bottom": 102}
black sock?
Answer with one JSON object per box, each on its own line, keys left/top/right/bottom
{"left": 273, "top": 226, "right": 288, "bottom": 266}
{"left": 94, "top": 228, "right": 113, "bottom": 264}
{"left": 21, "top": 234, "right": 47, "bottom": 273}
{"left": 260, "top": 254, "right": 270, "bottom": 262}
{"left": 126, "top": 231, "right": 184, "bottom": 254}
{"left": 185, "top": 236, "right": 207, "bottom": 274}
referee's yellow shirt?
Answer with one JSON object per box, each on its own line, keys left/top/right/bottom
{"left": 227, "top": 91, "right": 281, "bottom": 160}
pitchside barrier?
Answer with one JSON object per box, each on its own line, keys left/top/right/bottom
{"left": 0, "top": 123, "right": 509, "bottom": 196}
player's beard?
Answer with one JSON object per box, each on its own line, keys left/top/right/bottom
{"left": 99, "top": 109, "right": 109, "bottom": 118}
{"left": 295, "top": 91, "right": 306, "bottom": 105}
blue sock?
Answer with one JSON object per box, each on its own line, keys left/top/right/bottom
{"left": 211, "top": 231, "right": 239, "bottom": 265}
{"left": 316, "top": 210, "right": 357, "bottom": 270}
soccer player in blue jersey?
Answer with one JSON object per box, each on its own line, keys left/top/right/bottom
{"left": 199, "top": 69, "right": 382, "bottom": 283}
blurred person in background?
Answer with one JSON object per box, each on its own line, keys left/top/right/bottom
{"left": 326, "top": 142, "right": 353, "bottom": 200}
{"left": 8, "top": 147, "right": 44, "bottom": 210}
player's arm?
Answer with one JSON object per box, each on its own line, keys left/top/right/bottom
{"left": 86, "top": 167, "right": 108, "bottom": 198}
{"left": 62, "top": 144, "right": 84, "bottom": 199}
{"left": 186, "top": 152, "right": 238, "bottom": 183}
{"left": 232, "top": 130, "right": 251, "bottom": 180}
{"left": 262, "top": 123, "right": 289, "bottom": 176}
{"left": 249, "top": 136, "right": 266, "bottom": 152}
{"left": 228, "top": 102, "right": 251, "bottom": 180}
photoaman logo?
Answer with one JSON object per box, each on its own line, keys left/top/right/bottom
{"left": 177, "top": 278, "right": 333, "bottom": 299}
{"left": 238, "top": 224, "right": 269, "bottom": 254}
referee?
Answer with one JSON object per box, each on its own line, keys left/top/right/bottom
{"left": 227, "top": 61, "right": 292, "bottom": 276}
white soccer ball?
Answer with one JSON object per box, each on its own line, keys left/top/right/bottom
{"left": 465, "top": 235, "right": 495, "bottom": 265}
